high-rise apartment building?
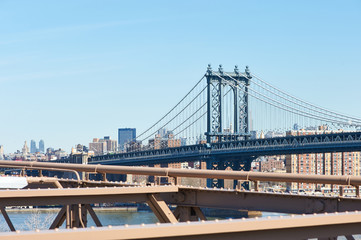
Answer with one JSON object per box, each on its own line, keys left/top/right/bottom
{"left": 101, "top": 136, "right": 117, "bottom": 152}
{"left": 89, "top": 138, "right": 107, "bottom": 156}
{"left": 118, "top": 128, "right": 136, "bottom": 151}
{"left": 286, "top": 127, "right": 360, "bottom": 192}
{"left": 30, "top": 140, "right": 37, "bottom": 153}
{"left": 39, "top": 140, "right": 45, "bottom": 153}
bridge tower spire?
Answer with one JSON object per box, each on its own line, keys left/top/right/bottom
{"left": 205, "top": 64, "right": 252, "bottom": 143}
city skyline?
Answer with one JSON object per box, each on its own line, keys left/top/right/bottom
{"left": 1, "top": 1, "right": 361, "bottom": 153}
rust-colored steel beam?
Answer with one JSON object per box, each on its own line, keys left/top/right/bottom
{"left": 146, "top": 194, "right": 178, "bottom": 223}
{"left": 25, "top": 176, "right": 138, "bottom": 189}
{"left": 0, "top": 207, "right": 15, "bottom": 232}
{"left": 26, "top": 177, "right": 63, "bottom": 189}
{"left": 0, "top": 185, "right": 178, "bottom": 206}
{"left": 1, "top": 160, "right": 361, "bottom": 186}
{"left": 162, "top": 186, "right": 361, "bottom": 214}
{"left": 1, "top": 185, "right": 361, "bottom": 214}
{"left": 1, "top": 212, "right": 361, "bottom": 240}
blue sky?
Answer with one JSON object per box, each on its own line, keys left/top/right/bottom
{"left": 1, "top": 0, "right": 360, "bottom": 153}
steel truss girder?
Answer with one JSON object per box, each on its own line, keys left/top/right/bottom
{"left": 163, "top": 186, "right": 361, "bottom": 214}
{"left": 3, "top": 212, "right": 361, "bottom": 240}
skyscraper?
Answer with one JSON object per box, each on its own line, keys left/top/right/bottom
{"left": 118, "top": 128, "right": 136, "bottom": 151}
{"left": 39, "top": 140, "right": 45, "bottom": 153}
{"left": 30, "top": 140, "right": 37, "bottom": 153}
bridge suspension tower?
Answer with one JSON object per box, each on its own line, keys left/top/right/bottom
{"left": 205, "top": 64, "right": 252, "bottom": 143}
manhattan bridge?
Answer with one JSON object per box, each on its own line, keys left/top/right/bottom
{"left": 90, "top": 64, "right": 361, "bottom": 188}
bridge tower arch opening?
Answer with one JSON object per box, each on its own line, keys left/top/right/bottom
{"left": 205, "top": 64, "right": 252, "bottom": 143}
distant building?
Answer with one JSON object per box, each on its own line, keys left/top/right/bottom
{"left": 259, "top": 157, "right": 285, "bottom": 172}
{"left": 0, "top": 145, "right": 4, "bottom": 160}
{"left": 101, "top": 136, "right": 117, "bottom": 152}
{"left": 148, "top": 129, "right": 181, "bottom": 150}
{"left": 39, "top": 140, "right": 45, "bottom": 153}
{"left": 22, "top": 141, "right": 29, "bottom": 155}
{"left": 118, "top": 128, "right": 136, "bottom": 151}
{"left": 89, "top": 138, "right": 107, "bottom": 156}
{"left": 30, "top": 140, "right": 37, "bottom": 153}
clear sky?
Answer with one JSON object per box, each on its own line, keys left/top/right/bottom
{"left": 1, "top": 0, "right": 360, "bottom": 153}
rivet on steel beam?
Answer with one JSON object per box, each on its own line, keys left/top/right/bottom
{"left": 90, "top": 226, "right": 95, "bottom": 229}
{"left": 215, "top": 219, "right": 219, "bottom": 222}
{"left": 15, "top": 230, "right": 20, "bottom": 234}
{"left": 255, "top": 217, "right": 259, "bottom": 220}
{"left": 108, "top": 225, "right": 112, "bottom": 228}
{"left": 345, "top": 211, "right": 349, "bottom": 214}
{"left": 186, "top": 221, "right": 190, "bottom": 224}
{"left": 35, "top": 229, "right": 40, "bottom": 232}
{"left": 279, "top": 216, "right": 283, "bottom": 219}
{"left": 291, "top": 214, "right": 295, "bottom": 218}
{"left": 73, "top": 227, "right": 77, "bottom": 230}
{"left": 156, "top": 223, "right": 160, "bottom": 226}
{"left": 55, "top": 228, "right": 59, "bottom": 231}
{"left": 229, "top": 218, "right": 233, "bottom": 221}
{"left": 124, "top": 224, "right": 129, "bottom": 228}
{"left": 267, "top": 216, "right": 271, "bottom": 219}
{"left": 241, "top": 218, "right": 246, "bottom": 221}
{"left": 141, "top": 223, "right": 145, "bottom": 226}
{"left": 201, "top": 220, "right": 205, "bottom": 223}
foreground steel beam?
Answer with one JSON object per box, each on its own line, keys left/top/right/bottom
{"left": 1, "top": 160, "right": 361, "bottom": 186}
{"left": 164, "top": 187, "right": 361, "bottom": 214}
{"left": 0, "top": 186, "right": 178, "bottom": 206}
{"left": 1, "top": 185, "right": 361, "bottom": 214}
{"left": 25, "top": 176, "right": 138, "bottom": 189}
{"left": 1, "top": 212, "right": 361, "bottom": 240}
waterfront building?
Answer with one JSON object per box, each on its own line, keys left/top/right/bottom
{"left": 118, "top": 128, "right": 136, "bottom": 151}
{"left": 39, "top": 140, "right": 45, "bottom": 153}
{"left": 285, "top": 126, "right": 360, "bottom": 192}
{"left": 30, "top": 140, "right": 37, "bottom": 153}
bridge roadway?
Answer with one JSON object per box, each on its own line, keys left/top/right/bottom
{"left": 89, "top": 131, "right": 361, "bottom": 166}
